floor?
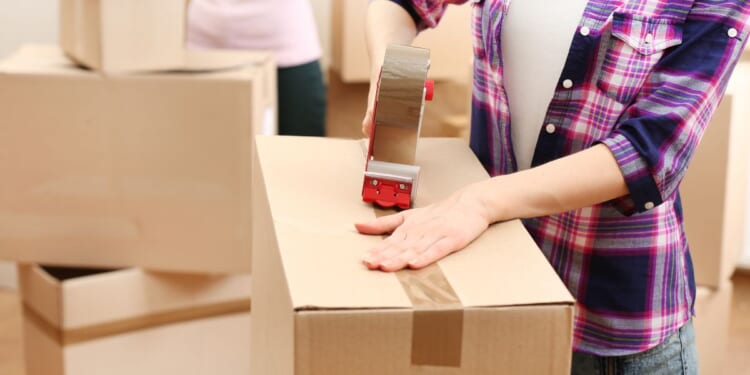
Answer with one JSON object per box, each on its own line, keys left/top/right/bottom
{"left": 729, "top": 271, "right": 750, "bottom": 374}
{"left": 1, "top": 272, "right": 749, "bottom": 374}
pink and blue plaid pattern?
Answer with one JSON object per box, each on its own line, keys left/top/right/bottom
{"left": 392, "top": 0, "right": 749, "bottom": 356}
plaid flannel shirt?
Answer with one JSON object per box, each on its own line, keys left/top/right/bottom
{"left": 390, "top": 0, "right": 749, "bottom": 355}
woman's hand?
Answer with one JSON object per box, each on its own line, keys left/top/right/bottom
{"left": 355, "top": 184, "right": 493, "bottom": 272}
{"left": 361, "top": 77, "right": 379, "bottom": 136}
{"left": 355, "top": 144, "right": 631, "bottom": 272}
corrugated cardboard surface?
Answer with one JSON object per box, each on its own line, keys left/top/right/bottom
{"left": 0, "top": 45, "right": 275, "bottom": 273}
{"left": 19, "top": 264, "right": 251, "bottom": 375}
{"left": 682, "top": 96, "right": 747, "bottom": 287}
{"left": 694, "top": 282, "right": 733, "bottom": 375}
{"left": 330, "top": 0, "right": 473, "bottom": 83}
{"left": 252, "top": 136, "right": 575, "bottom": 374}
{"left": 59, "top": 0, "right": 186, "bottom": 73}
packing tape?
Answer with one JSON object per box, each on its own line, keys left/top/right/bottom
{"left": 23, "top": 299, "right": 251, "bottom": 346}
{"left": 363, "top": 141, "right": 464, "bottom": 367}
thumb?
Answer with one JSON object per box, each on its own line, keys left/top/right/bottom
{"left": 355, "top": 212, "right": 405, "bottom": 235}
{"left": 362, "top": 107, "right": 374, "bottom": 137}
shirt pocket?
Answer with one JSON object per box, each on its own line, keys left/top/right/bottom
{"left": 596, "top": 12, "right": 684, "bottom": 104}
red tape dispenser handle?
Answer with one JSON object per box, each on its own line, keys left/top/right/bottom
{"left": 362, "top": 45, "right": 432, "bottom": 210}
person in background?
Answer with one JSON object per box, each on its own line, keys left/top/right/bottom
{"left": 187, "top": 0, "right": 326, "bottom": 137}
{"left": 356, "top": 0, "right": 749, "bottom": 374}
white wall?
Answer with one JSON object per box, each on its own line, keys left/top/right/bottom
{"left": 727, "top": 59, "right": 750, "bottom": 270}
{"left": 0, "top": 0, "right": 58, "bottom": 58}
{"left": 309, "top": 0, "right": 332, "bottom": 70}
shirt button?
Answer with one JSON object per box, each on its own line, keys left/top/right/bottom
{"left": 562, "top": 79, "right": 573, "bottom": 89}
{"left": 644, "top": 201, "right": 655, "bottom": 210}
{"left": 545, "top": 123, "right": 556, "bottom": 134}
{"left": 728, "top": 28, "right": 738, "bottom": 38}
{"left": 580, "top": 26, "right": 590, "bottom": 36}
{"left": 644, "top": 33, "right": 654, "bottom": 44}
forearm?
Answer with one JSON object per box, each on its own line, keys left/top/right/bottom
{"left": 366, "top": 1, "right": 418, "bottom": 81}
{"left": 477, "top": 144, "right": 629, "bottom": 222}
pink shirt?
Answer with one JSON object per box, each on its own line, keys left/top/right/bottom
{"left": 187, "top": 0, "right": 322, "bottom": 68}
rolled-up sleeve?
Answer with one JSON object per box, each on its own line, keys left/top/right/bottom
{"left": 601, "top": 1, "right": 749, "bottom": 215}
{"left": 386, "top": 0, "right": 468, "bottom": 30}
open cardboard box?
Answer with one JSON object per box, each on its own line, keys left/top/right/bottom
{"left": 59, "top": 0, "right": 187, "bottom": 74}
{"left": 18, "top": 264, "right": 251, "bottom": 375}
{"left": 251, "top": 136, "right": 575, "bottom": 374}
{"left": 0, "top": 45, "right": 276, "bottom": 273}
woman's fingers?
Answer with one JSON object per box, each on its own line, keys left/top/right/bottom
{"left": 361, "top": 108, "right": 374, "bottom": 136}
{"left": 355, "top": 212, "right": 405, "bottom": 235}
{"left": 407, "top": 236, "right": 461, "bottom": 269}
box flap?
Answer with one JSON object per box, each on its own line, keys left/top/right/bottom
{"left": 18, "top": 264, "right": 63, "bottom": 328}
{"left": 0, "top": 44, "right": 270, "bottom": 78}
{"left": 255, "top": 137, "right": 574, "bottom": 311}
{"left": 58, "top": 268, "right": 252, "bottom": 330}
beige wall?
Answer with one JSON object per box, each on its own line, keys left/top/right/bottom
{"left": 731, "top": 60, "right": 750, "bottom": 269}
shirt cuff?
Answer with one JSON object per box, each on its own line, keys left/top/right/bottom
{"left": 599, "top": 132, "right": 664, "bottom": 216}
{"left": 387, "top": 0, "right": 423, "bottom": 28}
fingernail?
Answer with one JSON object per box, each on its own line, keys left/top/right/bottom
{"left": 362, "top": 255, "right": 375, "bottom": 265}
{"left": 407, "top": 259, "right": 420, "bottom": 267}
{"left": 381, "top": 260, "right": 395, "bottom": 268}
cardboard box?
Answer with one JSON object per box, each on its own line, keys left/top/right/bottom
{"left": 59, "top": 0, "right": 187, "bottom": 73}
{"left": 331, "top": 0, "right": 473, "bottom": 83}
{"left": 682, "top": 96, "right": 748, "bottom": 287}
{"left": 694, "top": 282, "right": 733, "bottom": 375}
{"left": 18, "top": 264, "right": 251, "bottom": 375}
{"left": 0, "top": 45, "right": 276, "bottom": 273}
{"left": 251, "top": 136, "right": 575, "bottom": 374}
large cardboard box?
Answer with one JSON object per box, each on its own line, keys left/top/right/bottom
{"left": 59, "top": 0, "right": 187, "bottom": 73}
{"left": 251, "top": 136, "right": 575, "bottom": 374}
{"left": 682, "top": 96, "right": 748, "bottom": 287}
{"left": 18, "top": 264, "right": 252, "bottom": 375}
{"left": 331, "top": 0, "right": 473, "bottom": 83}
{"left": 0, "top": 45, "right": 276, "bottom": 274}
{"left": 694, "top": 282, "right": 733, "bottom": 375}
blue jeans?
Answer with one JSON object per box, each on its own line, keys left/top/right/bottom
{"left": 571, "top": 321, "right": 698, "bottom": 375}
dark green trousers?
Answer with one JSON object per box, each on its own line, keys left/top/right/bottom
{"left": 277, "top": 60, "right": 326, "bottom": 137}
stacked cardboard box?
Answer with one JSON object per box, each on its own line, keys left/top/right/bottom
{"left": 251, "top": 136, "right": 576, "bottom": 374}
{"left": 0, "top": 1, "right": 275, "bottom": 373}
{"left": 681, "top": 95, "right": 745, "bottom": 374}
{"left": 59, "top": 0, "right": 187, "bottom": 73}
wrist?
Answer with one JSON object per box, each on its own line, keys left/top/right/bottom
{"left": 462, "top": 179, "right": 504, "bottom": 225}
{"left": 471, "top": 175, "right": 523, "bottom": 224}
